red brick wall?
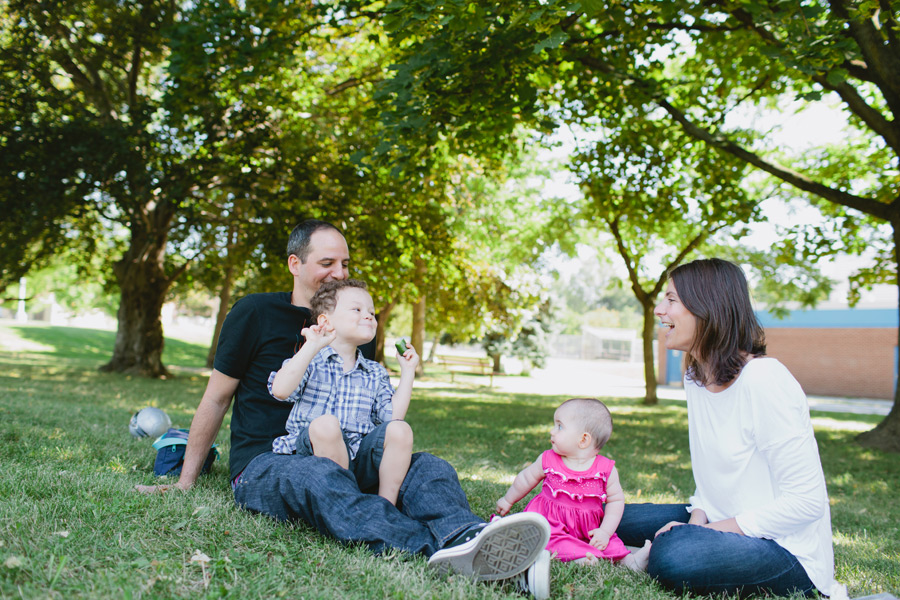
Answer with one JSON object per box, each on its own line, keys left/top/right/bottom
{"left": 765, "top": 328, "right": 896, "bottom": 399}
{"left": 657, "top": 327, "right": 897, "bottom": 399}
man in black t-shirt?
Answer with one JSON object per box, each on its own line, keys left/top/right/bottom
{"left": 136, "top": 219, "right": 550, "bottom": 586}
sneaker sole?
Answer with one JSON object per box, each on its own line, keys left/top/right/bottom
{"left": 428, "top": 512, "right": 550, "bottom": 582}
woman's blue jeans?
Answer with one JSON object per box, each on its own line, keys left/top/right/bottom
{"left": 618, "top": 503, "right": 816, "bottom": 597}
{"left": 233, "top": 450, "right": 481, "bottom": 557}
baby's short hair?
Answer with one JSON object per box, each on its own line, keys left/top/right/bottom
{"left": 310, "top": 279, "right": 368, "bottom": 320}
{"left": 560, "top": 397, "right": 613, "bottom": 450}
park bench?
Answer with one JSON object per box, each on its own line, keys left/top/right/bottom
{"left": 435, "top": 354, "right": 494, "bottom": 386}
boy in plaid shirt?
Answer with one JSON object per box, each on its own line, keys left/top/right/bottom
{"left": 268, "top": 278, "right": 418, "bottom": 505}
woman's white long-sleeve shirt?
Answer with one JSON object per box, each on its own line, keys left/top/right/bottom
{"left": 686, "top": 357, "right": 839, "bottom": 595}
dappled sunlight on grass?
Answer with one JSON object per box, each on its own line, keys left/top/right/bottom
{"left": 3, "top": 325, "right": 899, "bottom": 599}
{"left": 834, "top": 530, "right": 900, "bottom": 596}
{"left": 47, "top": 445, "right": 79, "bottom": 462}
{"left": 0, "top": 325, "right": 55, "bottom": 352}
{"left": 107, "top": 456, "right": 131, "bottom": 474}
{"left": 0, "top": 322, "right": 209, "bottom": 369}
{"left": 812, "top": 416, "right": 881, "bottom": 432}
{"left": 411, "top": 388, "right": 702, "bottom": 505}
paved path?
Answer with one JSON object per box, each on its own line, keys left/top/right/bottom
{"left": 472, "top": 357, "right": 893, "bottom": 416}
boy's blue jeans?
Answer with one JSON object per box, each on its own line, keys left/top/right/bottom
{"left": 290, "top": 421, "right": 393, "bottom": 492}
{"left": 233, "top": 449, "right": 481, "bottom": 557}
{"left": 618, "top": 503, "right": 816, "bottom": 597}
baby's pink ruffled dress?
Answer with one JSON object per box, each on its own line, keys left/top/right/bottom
{"left": 524, "top": 449, "right": 629, "bottom": 562}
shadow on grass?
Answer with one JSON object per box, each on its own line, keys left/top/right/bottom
{"left": 6, "top": 324, "right": 208, "bottom": 368}
{"left": 410, "top": 389, "right": 698, "bottom": 507}
{"left": 1, "top": 343, "right": 898, "bottom": 597}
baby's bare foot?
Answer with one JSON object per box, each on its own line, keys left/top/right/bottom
{"left": 623, "top": 540, "right": 651, "bottom": 572}
{"left": 574, "top": 553, "right": 599, "bottom": 566}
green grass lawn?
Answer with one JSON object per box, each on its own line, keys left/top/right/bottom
{"left": 1, "top": 322, "right": 898, "bottom": 599}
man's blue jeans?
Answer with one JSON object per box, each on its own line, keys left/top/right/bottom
{"left": 618, "top": 503, "right": 816, "bottom": 597}
{"left": 233, "top": 450, "right": 481, "bottom": 557}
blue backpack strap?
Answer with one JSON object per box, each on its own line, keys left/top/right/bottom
{"left": 151, "top": 428, "right": 218, "bottom": 451}
{"left": 151, "top": 428, "right": 190, "bottom": 450}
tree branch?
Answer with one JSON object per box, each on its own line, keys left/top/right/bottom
{"left": 725, "top": 4, "right": 899, "bottom": 147}
{"left": 829, "top": 0, "right": 900, "bottom": 114}
{"left": 809, "top": 73, "right": 900, "bottom": 154}
{"left": 51, "top": 31, "right": 117, "bottom": 118}
{"left": 655, "top": 97, "right": 893, "bottom": 221}
{"left": 606, "top": 216, "right": 648, "bottom": 305}
{"left": 128, "top": 40, "right": 142, "bottom": 109}
{"left": 657, "top": 227, "right": 714, "bottom": 297}
{"left": 877, "top": 0, "right": 900, "bottom": 48}
{"left": 326, "top": 69, "right": 384, "bottom": 96}
{"left": 576, "top": 44, "right": 896, "bottom": 222}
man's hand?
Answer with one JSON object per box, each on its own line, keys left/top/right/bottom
{"left": 134, "top": 481, "right": 190, "bottom": 494}
{"left": 588, "top": 527, "right": 611, "bottom": 550}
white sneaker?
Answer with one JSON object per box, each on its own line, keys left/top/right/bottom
{"left": 427, "top": 513, "right": 551, "bottom": 582}
{"left": 513, "top": 550, "right": 550, "bottom": 599}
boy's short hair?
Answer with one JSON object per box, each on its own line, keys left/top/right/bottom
{"left": 560, "top": 397, "right": 613, "bottom": 450}
{"left": 310, "top": 279, "right": 368, "bottom": 320}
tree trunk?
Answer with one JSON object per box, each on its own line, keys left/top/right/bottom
{"left": 206, "top": 226, "right": 238, "bottom": 368}
{"left": 426, "top": 332, "right": 439, "bottom": 363}
{"left": 205, "top": 265, "right": 234, "bottom": 369}
{"left": 100, "top": 203, "right": 175, "bottom": 378}
{"left": 492, "top": 353, "right": 502, "bottom": 373}
{"left": 857, "top": 399, "right": 900, "bottom": 453}
{"left": 101, "top": 247, "right": 171, "bottom": 377}
{"left": 412, "top": 297, "right": 426, "bottom": 376}
{"left": 855, "top": 222, "right": 900, "bottom": 453}
{"left": 411, "top": 259, "right": 426, "bottom": 376}
{"left": 375, "top": 300, "right": 396, "bottom": 364}
{"left": 642, "top": 302, "right": 659, "bottom": 406}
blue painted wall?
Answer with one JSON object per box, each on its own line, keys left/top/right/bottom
{"left": 666, "top": 349, "right": 683, "bottom": 384}
{"left": 756, "top": 308, "right": 897, "bottom": 329}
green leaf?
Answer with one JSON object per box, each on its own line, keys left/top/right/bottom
{"left": 825, "top": 68, "right": 848, "bottom": 87}
{"left": 533, "top": 28, "right": 569, "bottom": 54}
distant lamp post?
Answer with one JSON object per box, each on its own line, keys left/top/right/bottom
{"left": 15, "top": 277, "right": 27, "bottom": 322}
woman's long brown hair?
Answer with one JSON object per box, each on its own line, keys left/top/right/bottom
{"left": 669, "top": 258, "right": 767, "bottom": 387}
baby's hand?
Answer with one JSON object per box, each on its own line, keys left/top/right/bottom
{"left": 588, "top": 527, "right": 611, "bottom": 551}
{"left": 397, "top": 343, "right": 420, "bottom": 371}
{"left": 495, "top": 498, "right": 512, "bottom": 516}
{"left": 301, "top": 323, "right": 336, "bottom": 351}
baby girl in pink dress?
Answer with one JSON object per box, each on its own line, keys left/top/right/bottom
{"left": 496, "top": 397, "right": 650, "bottom": 569}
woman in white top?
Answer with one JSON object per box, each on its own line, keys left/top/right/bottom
{"left": 614, "top": 258, "right": 843, "bottom": 597}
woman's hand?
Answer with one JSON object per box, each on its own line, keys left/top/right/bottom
{"left": 655, "top": 516, "right": 744, "bottom": 537}
{"left": 654, "top": 521, "right": 686, "bottom": 537}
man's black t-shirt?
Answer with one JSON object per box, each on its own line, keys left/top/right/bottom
{"left": 214, "top": 291, "right": 375, "bottom": 480}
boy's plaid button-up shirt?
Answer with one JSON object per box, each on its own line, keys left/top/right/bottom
{"left": 267, "top": 346, "right": 394, "bottom": 459}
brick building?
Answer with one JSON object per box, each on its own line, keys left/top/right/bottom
{"left": 657, "top": 308, "right": 898, "bottom": 400}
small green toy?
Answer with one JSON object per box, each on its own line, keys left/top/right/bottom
{"left": 395, "top": 339, "right": 408, "bottom": 355}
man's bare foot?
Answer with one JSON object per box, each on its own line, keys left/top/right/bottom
{"left": 622, "top": 540, "right": 651, "bottom": 572}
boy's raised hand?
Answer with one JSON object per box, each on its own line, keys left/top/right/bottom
{"left": 300, "top": 322, "right": 336, "bottom": 352}
{"left": 396, "top": 342, "right": 420, "bottom": 372}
